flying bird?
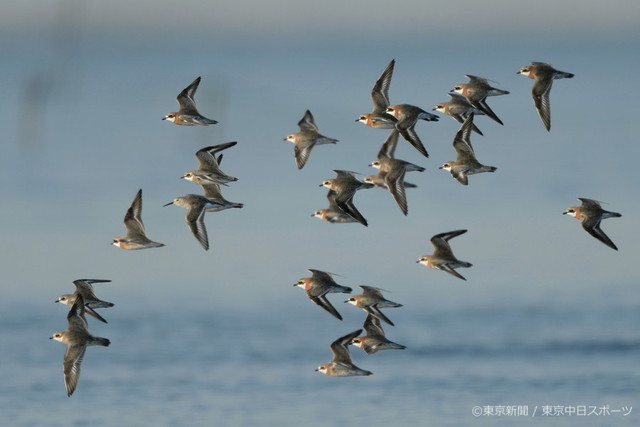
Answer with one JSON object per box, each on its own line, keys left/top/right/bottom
{"left": 433, "top": 93, "right": 484, "bottom": 135}
{"left": 312, "top": 192, "right": 359, "bottom": 224}
{"left": 50, "top": 294, "right": 111, "bottom": 396}
{"left": 315, "top": 329, "right": 373, "bottom": 377}
{"left": 182, "top": 142, "right": 239, "bottom": 186}
{"left": 356, "top": 59, "right": 397, "bottom": 129}
{"left": 285, "top": 110, "right": 338, "bottom": 169}
{"left": 439, "top": 114, "right": 497, "bottom": 185}
{"left": 163, "top": 76, "right": 218, "bottom": 125}
{"left": 345, "top": 286, "right": 402, "bottom": 326}
{"left": 517, "top": 62, "right": 574, "bottom": 131}
{"left": 164, "top": 194, "right": 225, "bottom": 250}
{"left": 351, "top": 314, "right": 406, "bottom": 354}
{"left": 451, "top": 75, "right": 509, "bottom": 125}
{"left": 321, "top": 170, "right": 373, "bottom": 226}
{"left": 385, "top": 104, "right": 439, "bottom": 158}
{"left": 417, "top": 229, "right": 473, "bottom": 281}
{"left": 294, "top": 269, "right": 352, "bottom": 320}
{"left": 369, "top": 129, "right": 425, "bottom": 215}
{"left": 564, "top": 198, "right": 621, "bottom": 250}
{"left": 112, "top": 189, "right": 165, "bottom": 250}
{"left": 55, "top": 279, "right": 114, "bottom": 324}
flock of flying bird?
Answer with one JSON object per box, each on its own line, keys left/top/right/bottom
{"left": 49, "top": 58, "right": 624, "bottom": 392}
{"left": 295, "top": 270, "right": 406, "bottom": 376}
{"left": 51, "top": 280, "right": 114, "bottom": 396}
{"left": 49, "top": 77, "right": 246, "bottom": 396}
{"left": 302, "top": 59, "right": 621, "bottom": 376}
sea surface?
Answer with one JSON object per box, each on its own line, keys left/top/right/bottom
{"left": 1, "top": 32, "right": 639, "bottom": 426}
{"left": 2, "top": 296, "right": 639, "bottom": 426}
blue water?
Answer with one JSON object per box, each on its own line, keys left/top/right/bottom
{"left": 1, "top": 23, "right": 639, "bottom": 427}
{"left": 2, "top": 297, "right": 639, "bottom": 426}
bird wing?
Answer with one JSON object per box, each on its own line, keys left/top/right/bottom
{"left": 532, "top": 75, "right": 553, "bottom": 131}
{"left": 294, "top": 138, "right": 315, "bottom": 169}
{"left": 66, "top": 294, "right": 89, "bottom": 332}
{"left": 176, "top": 76, "right": 201, "bottom": 115}
{"left": 397, "top": 123, "right": 429, "bottom": 157}
{"left": 311, "top": 294, "right": 343, "bottom": 320}
{"left": 376, "top": 129, "right": 400, "bottom": 159}
{"left": 365, "top": 305, "right": 395, "bottom": 326}
{"left": 371, "top": 59, "right": 395, "bottom": 112}
{"left": 63, "top": 343, "right": 86, "bottom": 396}
{"left": 298, "top": 110, "right": 319, "bottom": 133}
{"left": 439, "top": 263, "right": 468, "bottom": 281}
{"left": 330, "top": 330, "right": 362, "bottom": 363}
{"left": 582, "top": 217, "right": 618, "bottom": 250}
{"left": 186, "top": 204, "right": 209, "bottom": 250}
{"left": 123, "top": 189, "right": 146, "bottom": 237}
{"left": 383, "top": 166, "right": 408, "bottom": 215}
{"left": 363, "top": 314, "right": 385, "bottom": 337}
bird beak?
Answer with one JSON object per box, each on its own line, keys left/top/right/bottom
{"left": 163, "top": 202, "right": 173, "bottom": 207}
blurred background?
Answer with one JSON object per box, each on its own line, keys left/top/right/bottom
{"left": 1, "top": 1, "right": 638, "bottom": 425}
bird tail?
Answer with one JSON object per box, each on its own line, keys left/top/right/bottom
{"left": 94, "top": 337, "right": 111, "bottom": 347}
{"left": 387, "top": 342, "right": 407, "bottom": 350}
